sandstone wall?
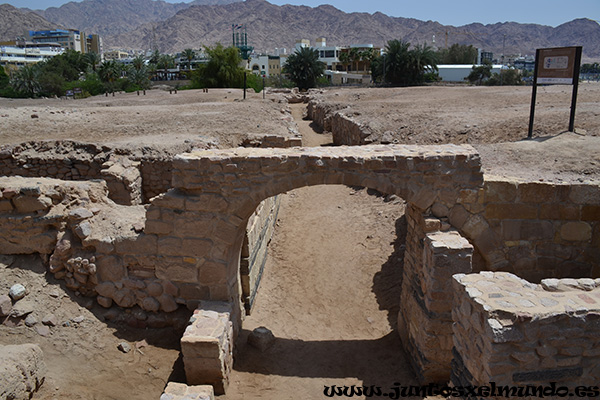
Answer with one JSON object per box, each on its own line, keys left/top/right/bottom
{"left": 398, "top": 204, "right": 474, "bottom": 383}
{"left": 450, "top": 177, "right": 600, "bottom": 282}
{"left": 307, "top": 100, "right": 373, "bottom": 145}
{"left": 452, "top": 271, "right": 600, "bottom": 389}
{"left": 240, "top": 195, "right": 280, "bottom": 313}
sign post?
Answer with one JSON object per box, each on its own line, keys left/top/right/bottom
{"left": 527, "top": 46, "right": 582, "bottom": 138}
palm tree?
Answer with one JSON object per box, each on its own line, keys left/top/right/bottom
{"left": 10, "top": 64, "right": 41, "bottom": 97}
{"left": 283, "top": 46, "right": 325, "bottom": 90}
{"left": 132, "top": 55, "right": 146, "bottom": 72}
{"left": 382, "top": 39, "right": 411, "bottom": 86}
{"left": 408, "top": 44, "right": 438, "bottom": 83}
{"left": 182, "top": 48, "right": 196, "bottom": 70}
{"left": 84, "top": 52, "right": 101, "bottom": 72}
{"left": 338, "top": 51, "right": 350, "bottom": 72}
{"left": 349, "top": 47, "right": 360, "bottom": 72}
{"left": 98, "top": 60, "right": 119, "bottom": 95}
{"left": 157, "top": 54, "right": 175, "bottom": 80}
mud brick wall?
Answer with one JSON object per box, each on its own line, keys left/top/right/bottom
{"left": 240, "top": 195, "right": 280, "bottom": 313}
{"left": 451, "top": 177, "right": 600, "bottom": 282}
{"left": 452, "top": 271, "right": 600, "bottom": 388}
{"left": 398, "top": 204, "right": 473, "bottom": 383}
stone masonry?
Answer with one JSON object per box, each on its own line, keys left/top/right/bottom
{"left": 452, "top": 271, "right": 600, "bottom": 390}
{"left": 181, "top": 302, "right": 233, "bottom": 395}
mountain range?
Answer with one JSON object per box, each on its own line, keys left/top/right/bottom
{"left": 1, "top": 0, "right": 599, "bottom": 61}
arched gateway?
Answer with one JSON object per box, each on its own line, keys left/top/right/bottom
{"left": 146, "top": 144, "right": 483, "bottom": 325}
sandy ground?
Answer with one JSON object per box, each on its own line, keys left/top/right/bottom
{"left": 0, "top": 85, "right": 599, "bottom": 399}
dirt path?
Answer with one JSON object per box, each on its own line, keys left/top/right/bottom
{"left": 290, "top": 103, "right": 332, "bottom": 147}
{"left": 222, "top": 105, "right": 436, "bottom": 399}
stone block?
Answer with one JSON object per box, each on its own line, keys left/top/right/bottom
{"left": 199, "top": 261, "right": 228, "bottom": 285}
{"left": 115, "top": 234, "right": 157, "bottom": 255}
{"left": 539, "top": 204, "right": 580, "bottom": 220}
{"left": 12, "top": 195, "right": 52, "bottom": 213}
{"left": 182, "top": 307, "right": 233, "bottom": 395}
{"left": 182, "top": 238, "right": 213, "bottom": 258}
{"left": 160, "top": 382, "right": 214, "bottom": 400}
{"left": 485, "top": 203, "right": 538, "bottom": 220}
{"left": 155, "top": 257, "right": 199, "bottom": 283}
{"left": 484, "top": 180, "right": 517, "bottom": 203}
{"left": 569, "top": 185, "right": 600, "bottom": 205}
{"left": 560, "top": 222, "right": 592, "bottom": 242}
{"left": 519, "top": 182, "right": 556, "bottom": 203}
{"left": 582, "top": 205, "right": 600, "bottom": 221}
{"left": 97, "top": 255, "right": 125, "bottom": 282}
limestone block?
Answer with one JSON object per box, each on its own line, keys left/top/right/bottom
{"left": 560, "top": 222, "right": 592, "bottom": 242}
{"left": 160, "top": 382, "right": 214, "bottom": 400}
{"left": 12, "top": 195, "right": 52, "bottom": 213}
{"left": 0, "top": 344, "right": 46, "bottom": 400}
{"left": 182, "top": 305, "right": 233, "bottom": 395}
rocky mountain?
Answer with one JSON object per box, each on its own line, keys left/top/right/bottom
{"left": 0, "top": 3, "right": 62, "bottom": 41}
{"left": 33, "top": 0, "right": 241, "bottom": 37}
{"left": 104, "top": 0, "right": 600, "bottom": 60}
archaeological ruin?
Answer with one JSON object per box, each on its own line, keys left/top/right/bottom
{"left": 0, "top": 92, "right": 599, "bottom": 398}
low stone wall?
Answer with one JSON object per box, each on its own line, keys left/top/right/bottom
{"left": 399, "top": 203, "right": 474, "bottom": 383}
{"left": 452, "top": 271, "right": 600, "bottom": 389}
{"left": 306, "top": 100, "right": 373, "bottom": 145}
{"left": 241, "top": 195, "right": 280, "bottom": 313}
{"left": 450, "top": 177, "right": 600, "bottom": 281}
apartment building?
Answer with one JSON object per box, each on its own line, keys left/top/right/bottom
{"left": 0, "top": 41, "right": 63, "bottom": 67}
{"left": 27, "top": 30, "right": 102, "bottom": 55}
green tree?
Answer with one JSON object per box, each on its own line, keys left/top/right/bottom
{"left": 10, "top": 64, "right": 42, "bottom": 97}
{"left": 84, "top": 52, "right": 101, "bottom": 72}
{"left": 98, "top": 60, "right": 119, "bottom": 94}
{"left": 182, "top": 48, "right": 196, "bottom": 70}
{"left": 487, "top": 68, "right": 522, "bottom": 86}
{"left": 467, "top": 61, "right": 492, "bottom": 85}
{"left": 408, "top": 43, "right": 438, "bottom": 83}
{"left": 438, "top": 44, "right": 479, "bottom": 64}
{"left": 338, "top": 51, "right": 350, "bottom": 72}
{"left": 192, "top": 44, "right": 244, "bottom": 88}
{"left": 349, "top": 47, "right": 360, "bottom": 72}
{"left": 156, "top": 54, "right": 175, "bottom": 80}
{"left": 283, "top": 46, "right": 325, "bottom": 90}
{"left": 0, "top": 65, "right": 9, "bottom": 89}
{"left": 380, "top": 39, "right": 411, "bottom": 86}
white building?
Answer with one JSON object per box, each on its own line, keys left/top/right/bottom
{"left": 437, "top": 64, "right": 503, "bottom": 82}
{"left": 0, "top": 42, "right": 63, "bottom": 67}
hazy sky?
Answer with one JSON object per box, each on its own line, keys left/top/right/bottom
{"left": 9, "top": 0, "right": 600, "bottom": 27}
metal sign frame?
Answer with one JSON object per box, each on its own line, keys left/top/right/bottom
{"left": 527, "top": 46, "right": 582, "bottom": 138}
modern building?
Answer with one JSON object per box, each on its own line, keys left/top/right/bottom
{"left": 27, "top": 29, "right": 102, "bottom": 55}
{"left": 0, "top": 41, "right": 63, "bottom": 67}
{"left": 104, "top": 50, "right": 129, "bottom": 60}
{"left": 437, "top": 64, "right": 503, "bottom": 82}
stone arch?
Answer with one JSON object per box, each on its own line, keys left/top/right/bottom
{"left": 163, "top": 144, "right": 483, "bottom": 325}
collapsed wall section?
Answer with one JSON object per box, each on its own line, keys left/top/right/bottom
{"left": 452, "top": 271, "right": 600, "bottom": 389}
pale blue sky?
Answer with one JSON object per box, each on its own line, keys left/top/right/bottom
{"left": 9, "top": 0, "right": 600, "bottom": 27}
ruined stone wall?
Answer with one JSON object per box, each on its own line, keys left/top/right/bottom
{"left": 450, "top": 177, "right": 600, "bottom": 282}
{"left": 398, "top": 204, "right": 474, "bottom": 383}
{"left": 307, "top": 100, "right": 372, "bottom": 145}
{"left": 240, "top": 195, "right": 280, "bottom": 313}
{"left": 452, "top": 271, "right": 600, "bottom": 389}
